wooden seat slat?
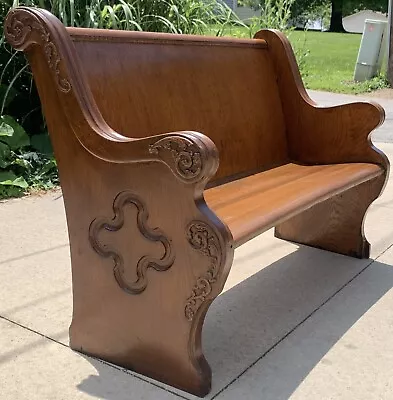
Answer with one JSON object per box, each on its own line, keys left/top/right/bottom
{"left": 206, "top": 163, "right": 383, "bottom": 245}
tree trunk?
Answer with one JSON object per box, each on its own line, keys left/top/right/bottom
{"left": 329, "top": 0, "right": 346, "bottom": 32}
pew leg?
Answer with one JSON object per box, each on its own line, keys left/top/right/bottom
{"left": 69, "top": 215, "right": 233, "bottom": 397}
{"left": 275, "top": 175, "right": 385, "bottom": 259}
{"left": 70, "top": 295, "right": 213, "bottom": 396}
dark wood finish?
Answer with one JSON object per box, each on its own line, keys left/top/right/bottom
{"left": 4, "top": 8, "right": 389, "bottom": 397}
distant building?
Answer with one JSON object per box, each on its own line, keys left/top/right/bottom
{"left": 221, "top": 0, "right": 260, "bottom": 22}
{"left": 222, "top": 3, "right": 388, "bottom": 32}
{"left": 234, "top": 5, "right": 260, "bottom": 22}
{"left": 222, "top": 0, "right": 236, "bottom": 9}
{"left": 305, "top": 19, "right": 324, "bottom": 31}
{"left": 343, "top": 10, "right": 387, "bottom": 34}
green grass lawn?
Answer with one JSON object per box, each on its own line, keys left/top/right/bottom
{"left": 289, "top": 30, "right": 387, "bottom": 94}
{"left": 211, "top": 26, "right": 388, "bottom": 94}
{"left": 290, "top": 31, "right": 361, "bottom": 92}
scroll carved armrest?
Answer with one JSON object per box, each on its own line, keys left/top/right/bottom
{"left": 90, "top": 130, "right": 220, "bottom": 185}
{"left": 146, "top": 132, "right": 219, "bottom": 184}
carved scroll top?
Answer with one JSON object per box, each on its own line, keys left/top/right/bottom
{"left": 5, "top": 9, "right": 71, "bottom": 93}
{"left": 149, "top": 136, "right": 203, "bottom": 182}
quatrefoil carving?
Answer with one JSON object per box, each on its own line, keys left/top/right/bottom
{"left": 89, "top": 191, "right": 175, "bottom": 294}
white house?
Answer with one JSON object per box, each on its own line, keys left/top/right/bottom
{"left": 221, "top": 0, "right": 260, "bottom": 22}
{"left": 235, "top": 5, "right": 260, "bottom": 21}
{"left": 343, "top": 10, "right": 387, "bottom": 34}
{"left": 222, "top": 3, "right": 388, "bottom": 31}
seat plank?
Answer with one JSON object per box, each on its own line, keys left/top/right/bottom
{"left": 205, "top": 163, "right": 383, "bottom": 246}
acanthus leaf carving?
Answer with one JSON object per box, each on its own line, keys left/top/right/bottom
{"left": 185, "top": 221, "right": 221, "bottom": 321}
{"left": 89, "top": 191, "right": 174, "bottom": 294}
{"left": 149, "top": 136, "right": 202, "bottom": 182}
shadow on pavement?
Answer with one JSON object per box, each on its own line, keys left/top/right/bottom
{"left": 76, "top": 246, "right": 393, "bottom": 399}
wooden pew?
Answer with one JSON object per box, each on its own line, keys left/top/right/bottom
{"left": 5, "top": 7, "right": 389, "bottom": 396}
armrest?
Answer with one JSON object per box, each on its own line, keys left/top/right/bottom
{"left": 85, "top": 130, "right": 219, "bottom": 185}
{"left": 4, "top": 7, "right": 219, "bottom": 185}
{"left": 286, "top": 100, "right": 387, "bottom": 166}
{"left": 255, "top": 29, "right": 389, "bottom": 171}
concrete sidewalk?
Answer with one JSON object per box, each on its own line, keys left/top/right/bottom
{"left": 1, "top": 92, "right": 393, "bottom": 399}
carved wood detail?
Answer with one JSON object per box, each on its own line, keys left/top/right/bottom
{"left": 4, "top": 9, "right": 71, "bottom": 93}
{"left": 89, "top": 191, "right": 174, "bottom": 294}
{"left": 185, "top": 221, "right": 222, "bottom": 321}
{"left": 149, "top": 136, "right": 202, "bottom": 182}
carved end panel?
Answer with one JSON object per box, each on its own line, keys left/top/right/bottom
{"left": 184, "top": 221, "right": 223, "bottom": 321}
{"left": 89, "top": 191, "right": 174, "bottom": 294}
{"left": 4, "top": 7, "right": 71, "bottom": 93}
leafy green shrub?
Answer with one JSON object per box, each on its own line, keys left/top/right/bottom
{"left": 361, "top": 75, "right": 390, "bottom": 92}
{"left": 342, "top": 74, "right": 390, "bottom": 95}
{"left": 0, "top": 115, "right": 58, "bottom": 198}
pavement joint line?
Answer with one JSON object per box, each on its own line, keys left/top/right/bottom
{"left": 0, "top": 315, "right": 188, "bottom": 399}
{"left": 374, "top": 241, "right": 393, "bottom": 261}
{"left": 211, "top": 255, "right": 377, "bottom": 399}
{"left": 369, "top": 204, "right": 393, "bottom": 210}
{"left": 0, "top": 315, "right": 69, "bottom": 348}
{"left": 78, "top": 354, "right": 190, "bottom": 399}
{"left": 81, "top": 356, "right": 189, "bottom": 400}
{"left": 0, "top": 243, "right": 69, "bottom": 265}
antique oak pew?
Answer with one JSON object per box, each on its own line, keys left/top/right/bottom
{"left": 5, "top": 7, "right": 389, "bottom": 397}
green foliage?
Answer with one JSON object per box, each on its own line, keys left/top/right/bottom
{"left": 3, "top": 0, "right": 239, "bottom": 34}
{"left": 259, "top": 0, "right": 295, "bottom": 31}
{"left": 292, "top": 1, "right": 331, "bottom": 30}
{"left": 348, "top": 74, "right": 390, "bottom": 94}
{"left": 0, "top": 115, "right": 30, "bottom": 149}
{"left": 289, "top": 30, "right": 389, "bottom": 94}
{"left": 291, "top": 0, "right": 387, "bottom": 18}
{"left": 291, "top": 0, "right": 387, "bottom": 31}
{"left": 227, "top": 27, "right": 388, "bottom": 94}
{"left": 0, "top": 2, "right": 51, "bottom": 198}
{"left": 246, "top": 0, "right": 387, "bottom": 32}
{"left": 0, "top": 115, "right": 58, "bottom": 198}
{"left": 342, "top": 0, "right": 387, "bottom": 15}
{"left": 243, "top": 0, "right": 295, "bottom": 36}
{"left": 240, "top": 0, "right": 309, "bottom": 77}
